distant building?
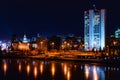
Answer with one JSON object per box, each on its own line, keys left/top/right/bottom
{"left": 18, "top": 34, "right": 30, "bottom": 50}
{"left": 47, "top": 36, "right": 62, "bottom": 51}
{"left": 106, "top": 36, "right": 120, "bottom": 56}
{"left": 36, "top": 37, "right": 47, "bottom": 53}
{"left": 11, "top": 34, "right": 19, "bottom": 50}
{"left": 84, "top": 9, "right": 106, "bottom": 51}
{"left": 115, "top": 28, "right": 120, "bottom": 38}
{"left": 22, "top": 34, "right": 29, "bottom": 43}
{"left": 63, "top": 36, "right": 79, "bottom": 50}
{"left": 18, "top": 42, "right": 30, "bottom": 51}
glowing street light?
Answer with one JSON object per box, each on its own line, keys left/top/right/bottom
{"left": 64, "top": 41, "right": 67, "bottom": 50}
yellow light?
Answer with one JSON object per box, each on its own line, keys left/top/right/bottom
{"left": 64, "top": 64, "right": 67, "bottom": 75}
{"left": 34, "top": 66, "right": 38, "bottom": 78}
{"left": 113, "top": 41, "right": 117, "bottom": 45}
{"left": 67, "top": 68, "right": 71, "bottom": 80}
{"left": 51, "top": 63, "right": 55, "bottom": 77}
{"left": 27, "top": 64, "right": 30, "bottom": 75}
{"left": 3, "top": 62, "right": 7, "bottom": 75}
{"left": 40, "top": 63, "right": 43, "bottom": 74}
{"left": 67, "top": 43, "right": 70, "bottom": 46}
{"left": 51, "top": 42, "right": 54, "bottom": 45}
{"left": 18, "top": 63, "right": 21, "bottom": 72}
{"left": 64, "top": 41, "right": 67, "bottom": 44}
{"left": 40, "top": 41, "right": 43, "bottom": 44}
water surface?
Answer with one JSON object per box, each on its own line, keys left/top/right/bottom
{"left": 0, "top": 59, "right": 120, "bottom": 80}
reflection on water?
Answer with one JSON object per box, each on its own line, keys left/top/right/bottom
{"left": 62, "top": 63, "right": 71, "bottom": 80}
{"left": 84, "top": 65, "right": 105, "bottom": 80}
{"left": 0, "top": 59, "right": 120, "bottom": 80}
{"left": 18, "top": 63, "right": 22, "bottom": 72}
{"left": 85, "top": 65, "right": 89, "bottom": 79}
{"left": 51, "top": 63, "right": 55, "bottom": 77}
{"left": 67, "top": 68, "right": 70, "bottom": 80}
{"left": 64, "top": 64, "right": 67, "bottom": 75}
{"left": 34, "top": 66, "right": 38, "bottom": 78}
{"left": 93, "top": 66, "right": 98, "bottom": 80}
{"left": 40, "top": 63, "right": 43, "bottom": 74}
{"left": 26, "top": 64, "right": 30, "bottom": 76}
{"left": 3, "top": 61, "right": 7, "bottom": 75}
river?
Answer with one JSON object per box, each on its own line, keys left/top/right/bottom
{"left": 0, "top": 59, "right": 120, "bottom": 80}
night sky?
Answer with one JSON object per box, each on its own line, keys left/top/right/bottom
{"left": 0, "top": 0, "right": 120, "bottom": 39}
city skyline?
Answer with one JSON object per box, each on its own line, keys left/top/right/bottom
{"left": 0, "top": 0, "right": 120, "bottom": 39}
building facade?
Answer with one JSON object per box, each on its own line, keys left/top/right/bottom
{"left": 18, "top": 34, "right": 30, "bottom": 50}
{"left": 115, "top": 28, "right": 120, "bottom": 38}
{"left": 84, "top": 9, "right": 106, "bottom": 51}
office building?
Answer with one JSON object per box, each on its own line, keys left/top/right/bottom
{"left": 115, "top": 28, "right": 120, "bottom": 38}
{"left": 84, "top": 9, "right": 106, "bottom": 51}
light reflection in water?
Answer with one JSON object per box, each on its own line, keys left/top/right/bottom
{"left": 34, "top": 66, "right": 38, "bottom": 78}
{"left": 85, "top": 65, "right": 89, "bottom": 79}
{"left": 18, "top": 63, "right": 22, "bottom": 72}
{"left": 26, "top": 64, "right": 30, "bottom": 76}
{"left": 93, "top": 66, "right": 98, "bottom": 80}
{"left": 74, "top": 65, "right": 77, "bottom": 70}
{"left": 0, "top": 59, "right": 115, "bottom": 80}
{"left": 67, "top": 68, "right": 71, "bottom": 80}
{"left": 3, "top": 62, "right": 7, "bottom": 75}
{"left": 84, "top": 65, "right": 105, "bottom": 80}
{"left": 62, "top": 63, "right": 71, "bottom": 80}
{"left": 40, "top": 63, "right": 43, "bottom": 74}
{"left": 64, "top": 64, "right": 67, "bottom": 75}
{"left": 51, "top": 63, "right": 55, "bottom": 77}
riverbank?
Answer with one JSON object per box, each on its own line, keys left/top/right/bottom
{"left": 0, "top": 53, "right": 120, "bottom": 65}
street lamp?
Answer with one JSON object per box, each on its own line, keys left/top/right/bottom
{"left": 61, "top": 45, "right": 65, "bottom": 50}
{"left": 67, "top": 43, "right": 71, "bottom": 50}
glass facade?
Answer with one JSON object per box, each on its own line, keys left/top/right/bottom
{"left": 84, "top": 9, "right": 105, "bottom": 51}
{"left": 115, "top": 28, "right": 120, "bottom": 38}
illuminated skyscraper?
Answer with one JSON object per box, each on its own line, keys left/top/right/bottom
{"left": 84, "top": 9, "right": 106, "bottom": 51}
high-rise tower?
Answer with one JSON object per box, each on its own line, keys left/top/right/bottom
{"left": 84, "top": 9, "right": 106, "bottom": 51}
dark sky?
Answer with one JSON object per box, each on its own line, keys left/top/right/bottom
{"left": 0, "top": 0, "right": 120, "bottom": 39}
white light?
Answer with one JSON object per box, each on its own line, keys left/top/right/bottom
{"left": 1, "top": 43, "right": 7, "bottom": 51}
